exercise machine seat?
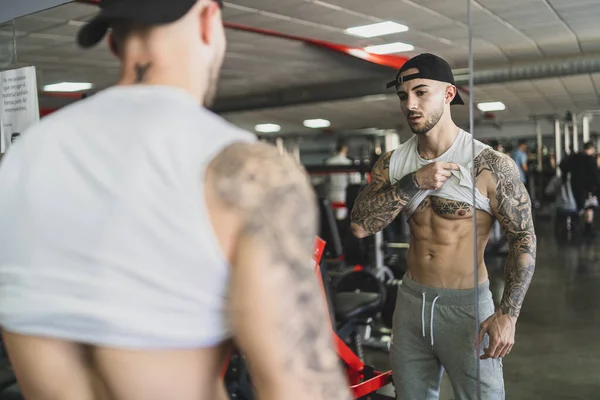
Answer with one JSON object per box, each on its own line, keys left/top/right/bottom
{"left": 333, "top": 270, "right": 386, "bottom": 324}
{"left": 334, "top": 292, "right": 383, "bottom": 322}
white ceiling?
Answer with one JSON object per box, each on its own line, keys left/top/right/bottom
{"left": 2, "top": 0, "right": 600, "bottom": 136}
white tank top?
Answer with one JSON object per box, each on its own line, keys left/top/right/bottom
{"left": 0, "top": 85, "right": 255, "bottom": 348}
{"left": 388, "top": 129, "right": 493, "bottom": 217}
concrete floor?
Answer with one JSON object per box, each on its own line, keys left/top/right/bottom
{"left": 369, "top": 219, "right": 600, "bottom": 399}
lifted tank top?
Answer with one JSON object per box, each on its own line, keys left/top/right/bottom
{"left": 388, "top": 129, "right": 493, "bottom": 218}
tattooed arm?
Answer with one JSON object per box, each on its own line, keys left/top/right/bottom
{"left": 350, "top": 151, "right": 420, "bottom": 238}
{"left": 208, "top": 142, "right": 351, "bottom": 400}
{"left": 480, "top": 149, "right": 537, "bottom": 320}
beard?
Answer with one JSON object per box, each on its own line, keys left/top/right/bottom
{"left": 407, "top": 106, "right": 443, "bottom": 135}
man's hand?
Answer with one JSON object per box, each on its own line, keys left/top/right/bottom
{"left": 478, "top": 308, "right": 516, "bottom": 359}
{"left": 414, "top": 162, "right": 460, "bottom": 190}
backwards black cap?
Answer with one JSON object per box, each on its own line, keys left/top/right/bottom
{"left": 77, "top": 0, "right": 224, "bottom": 49}
{"left": 386, "top": 53, "right": 464, "bottom": 106}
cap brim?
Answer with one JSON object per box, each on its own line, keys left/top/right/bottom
{"left": 451, "top": 91, "right": 465, "bottom": 105}
{"left": 77, "top": 15, "right": 111, "bottom": 49}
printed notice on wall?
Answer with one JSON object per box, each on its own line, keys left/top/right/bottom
{"left": 0, "top": 66, "right": 40, "bottom": 153}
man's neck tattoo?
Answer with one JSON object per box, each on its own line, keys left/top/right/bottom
{"left": 135, "top": 62, "right": 152, "bottom": 83}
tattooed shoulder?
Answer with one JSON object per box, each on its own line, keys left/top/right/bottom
{"left": 208, "top": 142, "right": 351, "bottom": 399}
{"left": 474, "top": 149, "right": 530, "bottom": 211}
{"left": 372, "top": 151, "right": 393, "bottom": 184}
{"left": 473, "top": 148, "right": 508, "bottom": 177}
{"left": 209, "top": 141, "right": 317, "bottom": 248}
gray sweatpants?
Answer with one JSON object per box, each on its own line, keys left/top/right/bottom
{"left": 390, "top": 274, "right": 505, "bottom": 400}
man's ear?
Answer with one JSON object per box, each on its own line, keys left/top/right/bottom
{"left": 199, "top": 1, "right": 221, "bottom": 45}
{"left": 446, "top": 85, "right": 457, "bottom": 104}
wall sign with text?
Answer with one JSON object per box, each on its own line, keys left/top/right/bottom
{"left": 0, "top": 66, "right": 40, "bottom": 153}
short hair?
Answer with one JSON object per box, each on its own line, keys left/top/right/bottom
{"left": 583, "top": 142, "right": 595, "bottom": 151}
{"left": 518, "top": 139, "right": 528, "bottom": 146}
{"left": 109, "top": 19, "right": 152, "bottom": 56}
{"left": 335, "top": 139, "right": 348, "bottom": 153}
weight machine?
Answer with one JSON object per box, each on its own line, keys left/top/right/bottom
{"left": 222, "top": 237, "right": 395, "bottom": 399}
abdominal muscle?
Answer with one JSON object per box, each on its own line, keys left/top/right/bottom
{"left": 405, "top": 200, "right": 495, "bottom": 289}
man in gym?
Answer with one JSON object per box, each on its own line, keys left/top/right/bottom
{"left": 0, "top": 1, "right": 351, "bottom": 400}
{"left": 350, "top": 53, "right": 536, "bottom": 399}
{"left": 325, "top": 139, "right": 361, "bottom": 220}
{"left": 510, "top": 139, "right": 529, "bottom": 186}
{"left": 560, "top": 141, "right": 600, "bottom": 236}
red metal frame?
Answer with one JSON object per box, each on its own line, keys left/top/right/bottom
{"left": 312, "top": 237, "right": 393, "bottom": 398}
{"left": 221, "top": 236, "right": 392, "bottom": 397}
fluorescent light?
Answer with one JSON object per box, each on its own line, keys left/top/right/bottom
{"left": 254, "top": 123, "right": 281, "bottom": 133}
{"left": 364, "top": 42, "right": 414, "bottom": 55}
{"left": 345, "top": 21, "right": 409, "bottom": 38}
{"left": 44, "top": 82, "right": 93, "bottom": 92}
{"left": 477, "top": 102, "right": 506, "bottom": 112}
{"left": 68, "top": 20, "right": 86, "bottom": 27}
{"left": 362, "top": 94, "right": 388, "bottom": 102}
{"left": 303, "top": 119, "right": 331, "bottom": 129}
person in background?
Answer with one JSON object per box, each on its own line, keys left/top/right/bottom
{"left": 511, "top": 139, "right": 529, "bottom": 186}
{"left": 490, "top": 140, "right": 504, "bottom": 153}
{"left": 560, "top": 142, "right": 600, "bottom": 237}
{"left": 325, "top": 138, "right": 361, "bottom": 220}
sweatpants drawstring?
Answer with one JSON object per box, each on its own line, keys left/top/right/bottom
{"left": 430, "top": 296, "right": 440, "bottom": 347}
{"left": 421, "top": 292, "right": 426, "bottom": 338}
{"left": 421, "top": 292, "right": 441, "bottom": 347}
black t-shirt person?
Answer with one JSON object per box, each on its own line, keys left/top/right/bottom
{"left": 560, "top": 148, "right": 600, "bottom": 209}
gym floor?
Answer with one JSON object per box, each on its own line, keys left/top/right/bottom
{"left": 367, "top": 217, "right": 600, "bottom": 400}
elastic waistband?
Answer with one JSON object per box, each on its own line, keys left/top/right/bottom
{"left": 400, "top": 273, "right": 492, "bottom": 306}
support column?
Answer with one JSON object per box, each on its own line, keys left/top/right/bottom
{"left": 583, "top": 115, "right": 590, "bottom": 144}
{"left": 536, "top": 119, "right": 543, "bottom": 171}
{"left": 275, "top": 137, "right": 284, "bottom": 155}
{"left": 384, "top": 130, "right": 400, "bottom": 152}
{"left": 555, "top": 119, "right": 562, "bottom": 177}
{"left": 572, "top": 114, "right": 579, "bottom": 153}
{"left": 374, "top": 231, "right": 384, "bottom": 271}
{"left": 564, "top": 123, "right": 570, "bottom": 156}
{"left": 291, "top": 139, "right": 300, "bottom": 163}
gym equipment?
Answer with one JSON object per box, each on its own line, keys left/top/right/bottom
{"left": 331, "top": 269, "right": 387, "bottom": 362}
{"left": 0, "top": 384, "right": 21, "bottom": 400}
{"left": 222, "top": 237, "right": 394, "bottom": 400}
{"left": 314, "top": 238, "right": 393, "bottom": 399}
{"left": 223, "top": 350, "right": 253, "bottom": 400}
{"left": 318, "top": 198, "right": 344, "bottom": 261}
{"left": 335, "top": 269, "right": 384, "bottom": 295}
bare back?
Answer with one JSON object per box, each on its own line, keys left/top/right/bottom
{"left": 3, "top": 141, "right": 351, "bottom": 400}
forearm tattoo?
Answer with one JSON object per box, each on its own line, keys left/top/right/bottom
{"left": 395, "top": 172, "right": 421, "bottom": 203}
{"left": 475, "top": 149, "right": 537, "bottom": 319}
{"left": 350, "top": 152, "right": 420, "bottom": 235}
